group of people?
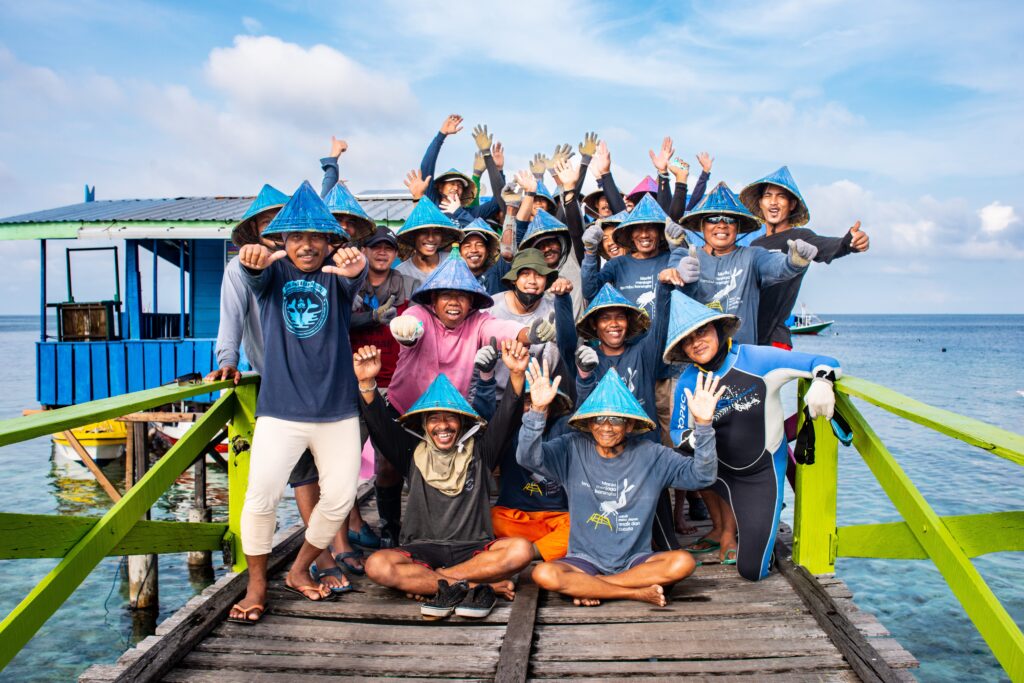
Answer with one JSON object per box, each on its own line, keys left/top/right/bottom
{"left": 209, "top": 116, "right": 869, "bottom": 624}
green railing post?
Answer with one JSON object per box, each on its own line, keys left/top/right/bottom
{"left": 792, "top": 379, "right": 839, "bottom": 575}
{"left": 228, "top": 383, "right": 256, "bottom": 573}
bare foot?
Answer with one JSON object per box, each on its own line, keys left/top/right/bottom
{"left": 490, "top": 580, "right": 516, "bottom": 600}
{"left": 634, "top": 585, "right": 666, "bottom": 607}
{"left": 229, "top": 589, "right": 266, "bottom": 621}
{"left": 573, "top": 597, "right": 601, "bottom": 607}
{"left": 675, "top": 521, "right": 698, "bottom": 535}
{"left": 405, "top": 592, "right": 428, "bottom": 602}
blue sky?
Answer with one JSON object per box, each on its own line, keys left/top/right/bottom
{"left": 0, "top": 0, "right": 1022, "bottom": 313}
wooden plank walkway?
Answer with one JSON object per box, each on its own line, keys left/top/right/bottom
{"left": 81, "top": 492, "right": 918, "bottom": 682}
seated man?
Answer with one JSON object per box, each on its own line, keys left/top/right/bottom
{"left": 517, "top": 361, "right": 720, "bottom": 607}
{"left": 355, "top": 343, "right": 534, "bottom": 620}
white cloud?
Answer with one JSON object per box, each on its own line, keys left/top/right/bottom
{"left": 241, "top": 16, "right": 262, "bottom": 34}
{"left": 978, "top": 201, "right": 1018, "bottom": 234}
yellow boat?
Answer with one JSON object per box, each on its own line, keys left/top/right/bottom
{"left": 52, "top": 420, "right": 127, "bottom": 463}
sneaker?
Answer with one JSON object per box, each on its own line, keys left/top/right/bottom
{"left": 454, "top": 584, "right": 496, "bottom": 619}
{"left": 420, "top": 580, "right": 468, "bottom": 620}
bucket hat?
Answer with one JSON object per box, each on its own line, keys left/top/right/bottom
{"left": 613, "top": 194, "right": 669, "bottom": 250}
{"left": 262, "top": 181, "right": 349, "bottom": 242}
{"left": 739, "top": 166, "right": 810, "bottom": 228}
{"left": 568, "top": 368, "right": 655, "bottom": 433}
{"left": 662, "top": 290, "right": 742, "bottom": 364}
{"left": 576, "top": 283, "right": 650, "bottom": 342}
{"left": 396, "top": 198, "right": 464, "bottom": 260}
{"left": 502, "top": 248, "right": 557, "bottom": 289}
{"left": 324, "top": 182, "right": 375, "bottom": 242}
{"left": 232, "top": 184, "right": 289, "bottom": 246}
{"left": 680, "top": 181, "right": 760, "bottom": 234}
{"left": 399, "top": 373, "right": 485, "bottom": 432}
{"left": 410, "top": 254, "right": 494, "bottom": 310}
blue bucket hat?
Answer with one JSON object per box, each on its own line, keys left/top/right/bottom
{"left": 396, "top": 198, "right": 464, "bottom": 260}
{"left": 662, "top": 290, "right": 742, "bottom": 364}
{"left": 460, "top": 218, "right": 501, "bottom": 268}
{"left": 613, "top": 194, "right": 669, "bottom": 250}
{"left": 232, "top": 184, "right": 289, "bottom": 246}
{"left": 324, "top": 182, "right": 374, "bottom": 243}
{"left": 435, "top": 167, "right": 477, "bottom": 207}
{"left": 568, "top": 368, "right": 655, "bottom": 433}
{"left": 680, "top": 181, "right": 761, "bottom": 234}
{"left": 534, "top": 181, "right": 557, "bottom": 211}
{"left": 576, "top": 283, "right": 650, "bottom": 342}
{"left": 399, "top": 373, "right": 485, "bottom": 433}
{"left": 410, "top": 254, "right": 494, "bottom": 310}
{"left": 262, "top": 181, "right": 349, "bottom": 242}
{"left": 520, "top": 209, "right": 570, "bottom": 269}
{"left": 739, "top": 166, "right": 810, "bottom": 228}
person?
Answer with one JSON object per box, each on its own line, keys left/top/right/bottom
{"left": 419, "top": 114, "right": 506, "bottom": 225}
{"left": 318, "top": 135, "right": 375, "bottom": 243}
{"left": 228, "top": 181, "right": 368, "bottom": 624}
{"left": 739, "top": 166, "right": 870, "bottom": 349}
{"left": 459, "top": 218, "right": 507, "bottom": 293}
{"left": 517, "top": 362, "right": 719, "bottom": 606}
{"left": 664, "top": 293, "right": 841, "bottom": 579}
{"left": 356, "top": 344, "right": 534, "bottom": 619}
{"left": 385, "top": 256, "right": 556, "bottom": 414}
{"left": 645, "top": 137, "right": 713, "bottom": 221}
{"left": 393, "top": 196, "right": 464, "bottom": 292}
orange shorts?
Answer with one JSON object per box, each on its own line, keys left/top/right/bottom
{"left": 491, "top": 506, "right": 570, "bottom": 561}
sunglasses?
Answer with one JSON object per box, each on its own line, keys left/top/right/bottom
{"left": 592, "top": 416, "right": 627, "bottom": 426}
{"left": 705, "top": 216, "right": 738, "bottom": 225}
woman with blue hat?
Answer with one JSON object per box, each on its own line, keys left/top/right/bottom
{"left": 517, "top": 360, "right": 720, "bottom": 606}
{"left": 740, "top": 166, "right": 870, "bottom": 349}
{"left": 663, "top": 291, "right": 842, "bottom": 580}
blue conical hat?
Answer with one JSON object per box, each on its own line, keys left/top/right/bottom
{"left": 232, "top": 184, "right": 290, "bottom": 246}
{"left": 396, "top": 198, "right": 463, "bottom": 259}
{"left": 576, "top": 283, "right": 649, "bottom": 341}
{"left": 568, "top": 368, "right": 655, "bottom": 433}
{"left": 434, "top": 167, "right": 478, "bottom": 207}
{"left": 410, "top": 253, "right": 494, "bottom": 310}
{"left": 680, "top": 181, "right": 760, "bottom": 234}
{"left": 534, "top": 181, "right": 557, "bottom": 210}
{"left": 324, "top": 183, "right": 374, "bottom": 243}
{"left": 399, "top": 373, "right": 485, "bottom": 432}
{"left": 262, "top": 181, "right": 349, "bottom": 242}
{"left": 520, "top": 209, "right": 570, "bottom": 269}
{"left": 613, "top": 194, "right": 669, "bottom": 250}
{"left": 460, "top": 218, "right": 501, "bottom": 268}
{"left": 597, "top": 210, "right": 629, "bottom": 229}
{"left": 739, "top": 166, "right": 810, "bottom": 228}
{"left": 662, "top": 290, "right": 742, "bottom": 364}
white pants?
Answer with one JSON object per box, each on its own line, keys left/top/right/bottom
{"left": 241, "top": 415, "right": 361, "bottom": 555}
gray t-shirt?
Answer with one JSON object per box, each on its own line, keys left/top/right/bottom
{"left": 395, "top": 250, "right": 451, "bottom": 296}
{"left": 488, "top": 291, "right": 558, "bottom": 400}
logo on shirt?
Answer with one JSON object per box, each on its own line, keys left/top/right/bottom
{"left": 586, "top": 478, "right": 637, "bottom": 532}
{"left": 282, "top": 280, "right": 329, "bottom": 338}
{"left": 523, "top": 472, "right": 561, "bottom": 497}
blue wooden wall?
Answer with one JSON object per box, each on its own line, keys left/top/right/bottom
{"left": 36, "top": 339, "right": 217, "bottom": 406}
{"left": 191, "top": 240, "right": 226, "bottom": 338}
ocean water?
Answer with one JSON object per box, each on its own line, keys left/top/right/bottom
{"left": 0, "top": 314, "right": 1021, "bottom": 681}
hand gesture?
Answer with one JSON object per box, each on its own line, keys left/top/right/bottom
{"left": 676, "top": 244, "right": 701, "bottom": 283}
{"left": 491, "top": 141, "right": 505, "bottom": 170}
{"left": 404, "top": 169, "right": 431, "bottom": 200}
{"left": 239, "top": 244, "right": 287, "bottom": 270}
{"left": 684, "top": 371, "right": 726, "bottom": 426}
{"left": 330, "top": 136, "right": 348, "bottom": 158}
{"left": 500, "top": 180, "right": 522, "bottom": 205}
{"left": 649, "top": 136, "right": 675, "bottom": 173}
{"left": 669, "top": 157, "right": 690, "bottom": 183}
{"left": 390, "top": 315, "right": 424, "bottom": 345}
{"left": 501, "top": 338, "right": 530, "bottom": 376}
{"left": 553, "top": 158, "right": 579, "bottom": 190}
{"left": 440, "top": 195, "right": 461, "bottom": 214}
{"left": 524, "top": 356, "right": 562, "bottom": 413}
{"left": 659, "top": 267, "right": 685, "bottom": 287}
{"left": 696, "top": 152, "right": 713, "bottom": 174}
{"left": 575, "top": 345, "right": 598, "bottom": 374}
{"left": 590, "top": 140, "right": 611, "bottom": 178}
{"left": 665, "top": 219, "right": 687, "bottom": 248}
{"left": 515, "top": 169, "right": 537, "bottom": 194}
{"left": 530, "top": 153, "right": 548, "bottom": 180}
{"left": 582, "top": 224, "right": 604, "bottom": 255}
{"left": 471, "top": 123, "right": 492, "bottom": 151}
{"left": 205, "top": 366, "right": 242, "bottom": 385}
{"left": 474, "top": 337, "right": 500, "bottom": 375}
{"left": 323, "top": 246, "right": 366, "bottom": 277}
{"left": 527, "top": 312, "right": 556, "bottom": 344}
{"left": 787, "top": 239, "right": 818, "bottom": 268}
{"left": 550, "top": 143, "right": 574, "bottom": 168}
{"left": 353, "top": 345, "right": 382, "bottom": 383}
{"left": 848, "top": 221, "right": 869, "bottom": 252}
{"left": 578, "top": 131, "right": 599, "bottom": 159}
{"left": 372, "top": 294, "right": 398, "bottom": 325}
{"left": 473, "top": 152, "right": 486, "bottom": 175}
{"left": 440, "top": 114, "right": 463, "bottom": 135}
{"left": 548, "top": 277, "right": 573, "bottom": 295}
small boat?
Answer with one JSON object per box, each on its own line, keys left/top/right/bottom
{"left": 155, "top": 421, "right": 229, "bottom": 454}
{"left": 788, "top": 305, "right": 834, "bottom": 336}
{"left": 52, "top": 420, "right": 127, "bottom": 463}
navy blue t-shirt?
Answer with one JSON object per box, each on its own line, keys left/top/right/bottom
{"left": 243, "top": 257, "right": 366, "bottom": 422}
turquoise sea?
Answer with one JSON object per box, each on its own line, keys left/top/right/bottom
{"left": 0, "top": 314, "right": 1021, "bottom": 681}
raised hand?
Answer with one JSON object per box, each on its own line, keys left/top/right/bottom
{"left": 649, "top": 136, "right": 675, "bottom": 173}
{"left": 372, "top": 295, "right": 398, "bottom": 325}
{"left": 669, "top": 157, "right": 690, "bottom": 183}
{"left": 404, "top": 169, "right": 431, "bottom": 200}
{"left": 473, "top": 152, "right": 486, "bottom": 175}
{"left": 501, "top": 338, "right": 530, "bottom": 376}
{"left": 696, "top": 152, "right": 714, "bottom": 174}
{"left": 550, "top": 143, "right": 574, "bottom": 168}
{"left": 553, "top": 158, "right": 579, "bottom": 191}
{"left": 676, "top": 244, "right": 700, "bottom": 283}
{"left": 575, "top": 345, "right": 599, "bottom": 374}
{"left": 527, "top": 312, "right": 556, "bottom": 344}
{"left": 590, "top": 140, "right": 611, "bottom": 178}
{"left": 353, "top": 345, "right": 382, "bottom": 383}
{"left": 684, "top": 371, "right": 726, "bottom": 426}
{"left": 205, "top": 366, "right": 242, "bottom": 385}
{"left": 524, "top": 356, "right": 562, "bottom": 413}
{"left": 330, "top": 136, "right": 348, "bottom": 158}
{"left": 491, "top": 141, "right": 505, "bottom": 170}
{"left": 849, "top": 221, "right": 869, "bottom": 252}
{"left": 578, "top": 131, "right": 599, "bottom": 160}
{"left": 239, "top": 244, "right": 287, "bottom": 270}
{"left": 390, "top": 315, "right": 424, "bottom": 345}
{"left": 440, "top": 114, "right": 464, "bottom": 135}
{"left": 548, "top": 277, "right": 574, "bottom": 295}
{"left": 474, "top": 336, "right": 500, "bottom": 375}
{"left": 439, "top": 195, "right": 461, "bottom": 214}
{"left": 500, "top": 180, "right": 522, "bottom": 205}
{"left": 787, "top": 238, "right": 818, "bottom": 268}
{"left": 472, "top": 124, "right": 492, "bottom": 151}
{"left": 323, "top": 246, "right": 366, "bottom": 277}
{"left": 530, "top": 153, "right": 548, "bottom": 180}
{"left": 582, "top": 224, "right": 604, "bottom": 255}
{"left": 515, "top": 169, "right": 538, "bottom": 194}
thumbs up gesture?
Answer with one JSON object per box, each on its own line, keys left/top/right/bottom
{"left": 787, "top": 239, "right": 818, "bottom": 268}
{"left": 528, "top": 312, "right": 557, "bottom": 344}
{"left": 239, "top": 244, "right": 287, "bottom": 271}
{"left": 848, "top": 221, "right": 870, "bottom": 252}
{"left": 676, "top": 244, "right": 701, "bottom": 284}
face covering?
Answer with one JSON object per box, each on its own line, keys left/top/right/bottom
{"left": 514, "top": 289, "right": 544, "bottom": 308}
{"left": 697, "top": 324, "right": 732, "bottom": 372}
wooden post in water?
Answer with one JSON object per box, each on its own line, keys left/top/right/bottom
{"left": 187, "top": 454, "right": 212, "bottom": 568}
{"left": 127, "top": 421, "right": 158, "bottom": 609}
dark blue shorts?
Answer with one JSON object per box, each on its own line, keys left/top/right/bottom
{"left": 556, "top": 551, "right": 657, "bottom": 576}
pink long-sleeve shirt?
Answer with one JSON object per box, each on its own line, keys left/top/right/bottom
{"left": 385, "top": 304, "right": 526, "bottom": 413}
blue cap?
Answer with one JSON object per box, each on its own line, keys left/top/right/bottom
{"left": 461, "top": 218, "right": 501, "bottom": 268}
{"left": 681, "top": 181, "right": 760, "bottom": 234}
{"left": 233, "top": 184, "right": 290, "bottom": 246}
{"left": 324, "top": 183, "right": 374, "bottom": 242}
{"left": 576, "top": 283, "right": 649, "bottom": 342}
{"left": 520, "top": 209, "right": 570, "bottom": 269}
{"left": 410, "top": 253, "right": 494, "bottom": 310}
{"left": 435, "top": 168, "right": 477, "bottom": 207}
{"left": 568, "top": 368, "right": 655, "bottom": 433}
{"left": 613, "top": 194, "right": 669, "bottom": 250}
{"left": 662, "top": 290, "right": 741, "bottom": 364}
{"left": 396, "top": 198, "right": 463, "bottom": 259}
{"left": 399, "top": 373, "right": 484, "bottom": 432}
{"left": 739, "top": 166, "right": 809, "bottom": 227}
{"left": 262, "top": 181, "right": 349, "bottom": 241}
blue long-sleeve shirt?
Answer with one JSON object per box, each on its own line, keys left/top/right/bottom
{"left": 420, "top": 132, "right": 504, "bottom": 225}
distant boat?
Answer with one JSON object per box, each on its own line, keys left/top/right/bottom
{"left": 788, "top": 305, "right": 834, "bottom": 336}
{"left": 52, "top": 420, "right": 127, "bottom": 463}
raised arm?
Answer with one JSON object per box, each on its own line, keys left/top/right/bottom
{"left": 517, "top": 357, "right": 571, "bottom": 483}
{"left": 421, "top": 114, "right": 463, "bottom": 203}
{"left": 753, "top": 242, "right": 810, "bottom": 287}
{"left": 553, "top": 158, "right": 585, "bottom": 262}
{"left": 480, "top": 339, "right": 528, "bottom": 470}
{"left": 319, "top": 136, "right": 348, "bottom": 198}
{"left": 575, "top": 132, "right": 599, "bottom": 196}
{"left": 354, "top": 345, "right": 418, "bottom": 476}
{"left": 667, "top": 158, "right": 690, "bottom": 221}
{"left": 590, "top": 141, "right": 626, "bottom": 214}
{"left": 686, "top": 152, "right": 713, "bottom": 211}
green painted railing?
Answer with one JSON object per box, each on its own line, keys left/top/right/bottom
{"left": 792, "top": 375, "right": 1024, "bottom": 681}
{"left": 0, "top": 378, "right": 257, "bottom": 672}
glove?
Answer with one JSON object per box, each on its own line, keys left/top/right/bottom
{"left": 677, "top": 245, "right": 700, "bottom": 284}
{"left": 372, "top": 295, "right": 398, "bottom": 325}
{"left": 804, "top": 377, "right": 835, "bottom": 420}
{"left": 575, "top": 345, "right": 599, "bottom": 373}
{"left": 665, "top": 219, "right": 686, "bottom": 248}
{"left": 472, "top": 151, "right": 486, "bottom": 175}
{"left": 389, "top": 315, "right": 424, "bottom": 345}
{"left": 787, "top": 238, "right": 818, "bottom": 268}
{"left": 501, "top": 181, "right": 522, "bottom": 206}
{"left": 578, "top": 131, "right": 599, "bottom": 163}
{"left": 471, "top": 124, "right": 492, "bottom": 152}
{"left": 528, "top": 313, "right": 556, "bottom": 344}
{"left": 474, "top": 337, "right": 499, "bottom": 373}
{"left": 583, "top": 225, "right": 604, "bottom": 255}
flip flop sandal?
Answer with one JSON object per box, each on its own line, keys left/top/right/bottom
{"left": 721, "top": 548, "right": 738, "bottom": 566}
{"left": 227, "top": 603, "right": 266, "bottom": 625}
{"left": 347, "top": 522, "right": 381, "bottom": 549}
{"left": 283, "top": 583, "right": 338, "bottom": 602}
{"left": 684, "top": 537, "right": 721, "bottom": 554}
{"left": 310, "top": 564, "right": 355, "bottom": 594}
{"left": 334, "top": 550, "right": 366, "bottom": 576}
